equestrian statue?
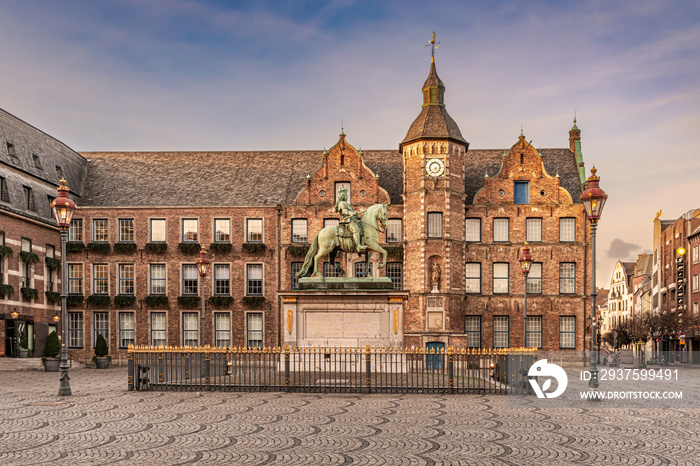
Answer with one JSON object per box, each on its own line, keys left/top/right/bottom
{"left": 296, "top": 187, "right": 388, "bottom": 278}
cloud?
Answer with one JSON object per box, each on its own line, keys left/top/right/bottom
{"left": 606, "top": 238, "right": 642, "bottom": 259}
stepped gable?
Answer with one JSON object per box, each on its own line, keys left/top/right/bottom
{"left": 80, "top": 150, "right": 404, "bottom": 207}
{"left": 465, "top": 148, "right": 583, "bottom": 205}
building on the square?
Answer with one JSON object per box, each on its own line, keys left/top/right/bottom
{"left": 1, "top": 54, "right": 594, "bottom": 360}
{"left": 0, "top": 108, "right": 86, "bottom": 357}
{"left": 651, "top": 209, "right": 700, "bottom": 357}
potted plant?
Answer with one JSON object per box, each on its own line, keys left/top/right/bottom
{"left": 93, "top": 333, "right": 110, "bottom": 369}
{"left": 18, "top": 331, "right": 29, "bottom": 358}
{"left": 43, "top": 331, "right": 60, "bottom": 372}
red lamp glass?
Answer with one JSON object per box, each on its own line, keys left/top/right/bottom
{"left": 518, "top": 243, "right": 533, "bottom": 276}
{"left": 580, "top": 167, "right": 607, "bottom": 223}
{"left": 195, "top": 246, "right": 211, "bottom": 277}
{"left": 51, "top": 179, "right": 77, "bottom": 230}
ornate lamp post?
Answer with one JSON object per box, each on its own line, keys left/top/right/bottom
{"left": 195, "top": 247, "right": 210, "bottom": 379}
{"left": 519, "top": 244, "right": 533, "bottom": 348}
{"left": 50, "top": 179, "right": 76, "bottom": 396}
{"left": 581, "top": 167, "right": 607, "bottom": 391}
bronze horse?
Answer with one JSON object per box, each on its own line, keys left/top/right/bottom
{"left": 296, "top": 203, "right": 388, "bottom": 278}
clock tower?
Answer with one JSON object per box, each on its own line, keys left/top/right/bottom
{"left": 399, "top": 42, "right": 469, "bottom": 349}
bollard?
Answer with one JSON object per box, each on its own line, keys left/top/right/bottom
{"left": 127, "top": 350, "right": 134, "bottom": 391}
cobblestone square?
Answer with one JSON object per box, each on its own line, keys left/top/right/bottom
{"left": 1, "top": 366, "right": 699, "bottom": 465}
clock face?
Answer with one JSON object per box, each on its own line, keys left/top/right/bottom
{"left": 426, "top": 158, "right": 445, "bottom": 177}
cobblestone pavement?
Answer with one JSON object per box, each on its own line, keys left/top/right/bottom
{"left": 1, "top": 366, "right": 699, "bottom": 465}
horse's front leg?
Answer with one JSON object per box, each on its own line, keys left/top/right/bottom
{"left": 378, "top": 246, "right": 387, "bottom": 270}
{"left": 364, "top": 251, "right": 373, "bottom": 277}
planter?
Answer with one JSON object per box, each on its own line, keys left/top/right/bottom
{"left": 19, "top": 348, "right": 29, "bottom": 358}
{"left": 95, "top": 357, "right": 110, "bottom": 369}
{"left": 44, "top": 358, "right": 60, "bottom": 372}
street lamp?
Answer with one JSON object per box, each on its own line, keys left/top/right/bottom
{"left": 195, "top": 246, "right": 210, "bottom": 381}
{"left": 581, "top": 166, "right": 608, "bottom": 392}
{"left": 51, "top": 178, "right": 76, "bottom": 397}
{"left": 519, "top": 243, "right": 533, "bottom": 348}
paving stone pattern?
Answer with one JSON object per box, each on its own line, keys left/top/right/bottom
{"left": 1, "top": 367, "right": 699, "bottom": 465}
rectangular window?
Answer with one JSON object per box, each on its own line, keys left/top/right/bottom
{"left": 119, "top": 312, "right": 135, "bottom": 348}
{"left": 93, "top": 312, "right": 109, "bottom": 348}
{"left": 323, "top": 262, "right": 341, "bottom": 278}
{"left": 6, "top": 142, "right": 17, "bottom": 158}
{"left": 68, "top": 312, "right": 83, "bottom": 348}
{"left": 527, "top": 263, "right": 542, "bottom": 294}
{"left": 354, "top": 262, "right": 373, "bottom": 278}
{"left": 335, "top": 181, "right": 351, "bottom": 204}
{"left": 386, "top": 263, "right": 403, "bottom": 290}
{"left": 465, "top": 316, "right": 481, "bottom": 348}
{"left": 386, "top": 219, "right": 402, "bottom": 243}
{"left": 246, "top": 264, "right": 263, "bottom": 295}
{"left": 526, "top": 218, "right": 542, "bottom": 242}
{"left": 182, "top": 264, "right": 198, "bottom": 295}
{"left": 493, "top": 263, "right": 509, "bottom": 294}
{"left": 694, "top": 302, "right": 699, "bottom": 315}
{"left": 514, "top": 181, "right": 530, "bottom": 204}
{"left": 560, "top": 316, "right": 576, "bottom": 349}
{"left": 324, "top": 218, "right": 339, "bottom": 229}
{"left": 694, "top": 245, "right": 699, "bottom": 265}
{"left": 247, "top": 313, "right": 263, "bottom": 348}
{"left": 291, "top": 262, "right": 303, "bottom": 290}
{"left": 69, "top": 219, "right": 83, "bottom": 242}
{"left": 214, "top": 218, "right": 230, "bottom": 242}
{"left": 0, "top": 177, "right": 9, "bottom": 202}
{"left": 493, "top": 316, "right": 509, "bottom": 348}
{"left": 560, "top": 263, "right": 576, "bottom": 294}
{"left": 465, "top": 263, "right": 481, "bottom": 293}
{"left": 47, "top": 196, "right": 55, "bottom": 217}
{"left": 559, "top": 218, "right": 576, "bottom": 242}
{"left": 292, "top": 219, "right": 308, "bottom": 243}
{"left": 427, "top": 212, "right": 443, "bottom": 238}
{"left": 526, "top": 316, "right": 542, "bottom": 348}
{"left": 23, "top": 186, "right": 35, "bottom": 211}
{"left": 46, "top": 244, "right": 55, "bottom": 291}
{"left": 93, "top": 219, "right": 109, "bottom": 242}
{"left": 68, "top": 263, "right": 83, "bottom": 294}
{"left": 150, "top": 219, "right": 166, "bottom": 242}
{"left": 465, "top": 218, "right": 481, "bottom": 242}
{"left": 32, "top": 154, "right": 43, "bottom": 170}
{"left": 93, "top": 264, "right": 109, "bottom": 295}
{"left": 55, "top": 165, "right": 64, "bottom": 180}
{"left": 693, "top": 274, "right": 699, "bottom": 294}
{"left": 182, "top": 312, "right": 199, "bottom": 347}
{"left": 182, "top": 219, "right": 198, "bottom": 242}
{"left": 246, "top": 218, "right": 263, "bottom": 242}
{"left": 21, "top": 238, "right": 31, "bottom": 288}
{"left": 119, "top": 264, "right": 135, "bottom": 295}
{"left": 493, "top": 218, "right": 509, "bottom": 242}
{"left": 214, "top": 264, "right": 230, "bottom": 295}
{"left": 214, "top": 313, "right": 231, "bottom": 348}
{"left": 150, "top": 264, "right": 166, "bottom": 295}
{"left": 151, "top": 312, "right": 166, "bottom": 346}
{"left": 119, "top": 219, "right": 134, "bottom": 242}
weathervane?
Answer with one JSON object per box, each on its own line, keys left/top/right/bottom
{"left": 426, "top": 32, "right": 440, "bottom": 61}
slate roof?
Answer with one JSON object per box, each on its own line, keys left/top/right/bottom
{"left": 79, "top": 150, "right": 404, "bottom": 207}
{"left": 400, "top": 61, "right": 468, "bottom": 148}
{"left": 465, "top": 148, "right": 583, "bottom": 204}
{"left": 80, "top": 145, "right": 583, "bottom": 208}
{"left": 0, "top": 108, "right": 86, "bottom": 225}
{"left": 634, "top": 254, "right": 652, "bottom": 277}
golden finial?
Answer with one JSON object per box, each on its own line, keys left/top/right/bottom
{"left": 57, "top": 178, "right": 69, "bottom": 192}
{"left": 426, "top": 32, "right": 440, "bottom": 62}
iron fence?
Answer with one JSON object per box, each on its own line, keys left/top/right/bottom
{"left": 128, "top": 345, "right": 538, "bottom": 395}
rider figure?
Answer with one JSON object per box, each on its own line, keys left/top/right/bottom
{"left": 334, "top": 187, "right": 366, "bottom": 252}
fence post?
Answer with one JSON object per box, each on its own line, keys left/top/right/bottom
{"left": 365, "top": 345, "right": 371, "bottom": 394}
{"left": 205, "top": 345, "right": 211, "bottom": 390}
{"left": 447, "top": 346, "right": 454, "bottom": 394}
{"left": 284, "top": 346, "right": 290, "bottom": 391}
{"left": 158, "top": 350, "right": 165, "bottom": 384}
{"left": 127, "top": 346, "right": 134, "bottom": 391}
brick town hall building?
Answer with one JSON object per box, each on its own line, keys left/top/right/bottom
{"left": 1, "top": 55, "right": 593, "bottom": 360}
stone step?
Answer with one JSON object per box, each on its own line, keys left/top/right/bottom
{"left": 0, "top": 357, "right": 45, "bottom": 371}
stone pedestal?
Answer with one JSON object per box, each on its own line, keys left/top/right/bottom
{"left": 280, "top": 278, "right": 409, "bottom": 348}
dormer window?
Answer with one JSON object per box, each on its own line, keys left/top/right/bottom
{"left": 56, "top": 165, "right": 64, "bottom": 179}
{"left": 32, "top": 154, "right": 43, "bottom": 170}
{"left": 6, "top": 142, "right": 17, "bottom": 160}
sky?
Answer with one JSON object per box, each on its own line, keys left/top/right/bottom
{"left": 1, "top": 0, "right": 699, "bottom": 284}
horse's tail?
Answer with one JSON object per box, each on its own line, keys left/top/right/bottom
{"left": 296, "top": 233, "right": 319, "bottom": 278}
